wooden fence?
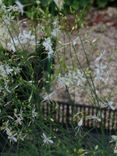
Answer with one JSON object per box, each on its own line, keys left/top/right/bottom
{"left": 41, "top": 101, "right": 117, "bottom": 133}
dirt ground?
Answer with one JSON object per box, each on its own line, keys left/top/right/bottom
{"left": 50, "top": 7, "right": 117, "bottom": 108}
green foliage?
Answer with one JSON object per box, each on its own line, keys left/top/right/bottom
{"left": 3, "top": 0, "right": 114, "bottom": 15}
{"left": 0, "top": 0, "right": 116, "bottom": 155}
{"left": 96, "top": 0, "right": 110, "bottom": 8}
{"left": 63, "top": 0, "right": 91, "bottom": 14}
{"left": 0, "top": 0, "right": 60, "bottom": 151}
{"left": 0, "top": 128, "right": 115, "bottom": 156}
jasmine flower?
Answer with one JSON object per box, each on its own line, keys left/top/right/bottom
{"left": 75, "top": 118, "right": 83, "bottom": 135}
{"left": 43, "top": 37, "right": 54, "bottom": 59}
{"left": 42, "top": 133, "right": 54, "bottom": 145}
{"left": 15, "top": 0, "right": 24, "bottom": 15}
{"left": 53, "top": 0, "right": 64, "bottom": 10}
{"left": 0, "top": 64, "right": 13, "bottom": 78}
{"left": 105, "top": 101, "right": 115, "bottom": 110}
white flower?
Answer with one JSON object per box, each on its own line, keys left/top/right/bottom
{"left": 57, "top": 74, "right": 72, "bottom": 87}
{"left": 95, "top": 51, "right": 105, "bottom": 63}
{"left": 72, "top": 37, "right": 80, "bottom": 46}
{"left": 58, "top": 69, "right": 86, "bottom": 87}
{"left": 92, "top": 38, "right": 97, "bottom": 44}
{"left": 6, "top": 128, "right": 17, "bottom": 143}
{"left": 7, "top": 30, "right": 36, "bottom": 52}
{"left": 19, "top": 30, "right": 35, "bottom": 43}
{"left": 94, "top": 63, "right": 107, "bottom": 82}
{"left": 36, "top": 0, "right": 40, "bottom": 5}
{"left": 104, "top": 101, "right": 115, "bottom": 110}
{"left": 4, "top": 1, "right": 24, "bottom": 15}
{"left": 43, "top": 91, "right": 56, "bottom": 102}
{"left": 42, "top": 133, "right": 54, "bottom": 145}
{"left": 114, "top": 148, "right": 117, "bottom": 153}
{"left": 0, "top": 64, "right": 13, "bottom": 78}
{"left": 75, "top": 118, "right": 83, "bottom": 135}
{"left": 2, "top": 13, "right": 14, "bottom": 25}
{"left": 7, "top": 42, "right": 16, "bottom": 52}
{"left": 111, "top": 135, "right": 117, "bottom": 142}
{"left": 14, "top": 109, "right": 23, "bottom": 125}
{"left": 32, "top": 108, "right": 38, "bottom": 118}
{"left": 94, "top": 50, "right": 109, "bottom": 83}
{"left": 43, "top": 37, "right": 54, "bottom": 59}
{"left": 51, "top": 28, "right": 60, "bottom": 37}
{"left": 53, "top": 0, "right": 64, "bottom": 10}
{"left": 13, "top": 67, "right": 21, "bottom": 75}
{"left": 78, "top": 118, "right": 83, "bottom": 127}
{"left": 15, "top": 117, "right": 23, "bottom": 125}
{"left": 15, "top": 0, "right": 24, "bottom": 15}
{"left": 7, "top": 5, "right": 19, "bottom": 13}
{"left": 8, "top": 135, "right": 17, "bottom": 143}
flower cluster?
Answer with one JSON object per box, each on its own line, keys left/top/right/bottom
{"left": 7, "top": 30, "right": 36, "bottom": 52}
{"left": 0, "top": 64, "right": 13, "bottom": 78}
{"left": 58, "top": 69, "right": 86, "bottom": 87}
{"left": 0, "top": 0, "right": 24, "bottom": 23}
{"left": 43, "top": 37, "right": 54, "bottom": 59}
{"left": 94, "top": 51, "right": 108, "bottom": 83}
{"left": 0, "top": 0, "right": 25, "bottom": 49}
{"left": 0, "top": 0, "right": 60, "bottom": 144}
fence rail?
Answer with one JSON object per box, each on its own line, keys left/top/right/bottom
{"left": 41, "top": 101, "right": 117, "bottom": 132}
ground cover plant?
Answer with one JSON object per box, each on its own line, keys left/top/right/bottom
{"left": 0, "top": 0, "right": 117, "bottom": 155}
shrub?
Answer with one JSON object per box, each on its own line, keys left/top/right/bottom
{"left": 0, "top": 0, "right": 59, "bottom": 145}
